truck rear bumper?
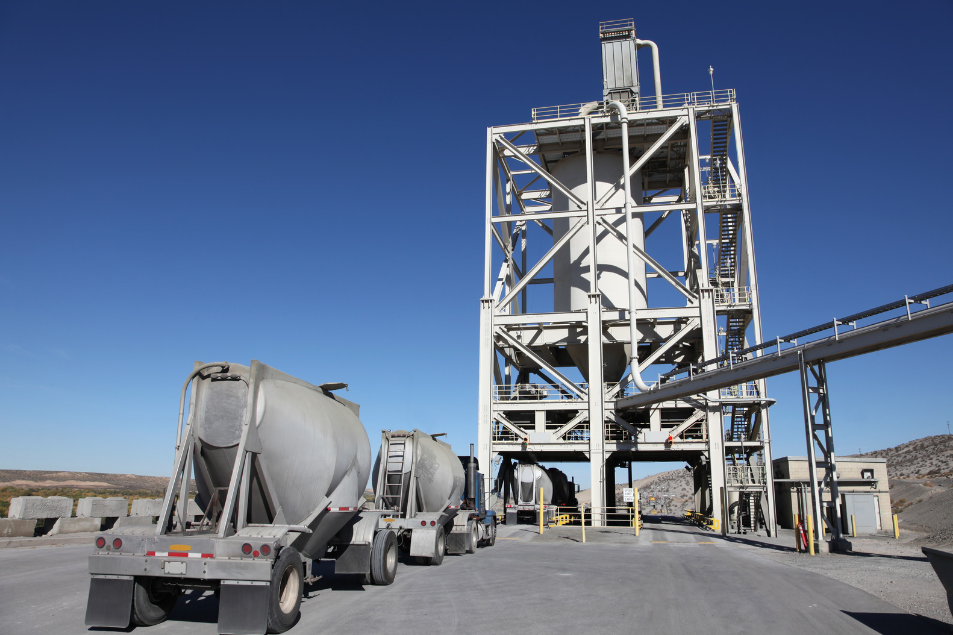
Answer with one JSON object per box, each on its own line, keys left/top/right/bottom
{"left": 89, "top": 553, "right": 272, "bottom": 581}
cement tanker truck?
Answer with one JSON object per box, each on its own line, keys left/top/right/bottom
{"left": 85, "top": 361, "right": 398, "bottom": 635}
{"left": 368, "top": 431, "right": 495, "bottom": 565}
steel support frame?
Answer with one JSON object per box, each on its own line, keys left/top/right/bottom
{"left": 798, "top": 354, "right": 847, "bottom": 550}
{"left": 479, "top": 98, "right": 770, "bottom": 532}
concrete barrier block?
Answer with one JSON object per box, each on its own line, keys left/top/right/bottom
{"left": 8, "top": 496, "right": 73, "bottom": 520}
{"left": 0, "top": 519, "right": 37, "bottom": 537}
{"left": 113, "top": 516, "right": 154, "bottom": 528}
{"left": 130, "top": 498, "right": 163, "bottom": 517}
{"left": 77, "top": 497, "right": 128, "bottom": 518}
{"left": 48, "top": 517, "right": 101, "bottom": 535}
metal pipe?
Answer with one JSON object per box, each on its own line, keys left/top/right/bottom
{"left": 635, "top": 39, "right": 662, "bottom": 110}
{"left": 607, "top": 101, "right": 652, "bottom": 393}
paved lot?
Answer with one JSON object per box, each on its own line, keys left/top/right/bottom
{"left": 0, "top": 518, "right": 948, "bottom": 634}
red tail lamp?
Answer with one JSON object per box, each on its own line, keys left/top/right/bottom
{"left": 241, "top": 543, "right": 253, "bottom": 555}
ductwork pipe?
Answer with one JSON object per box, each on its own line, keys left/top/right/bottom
{"left": 635, "top": 39, "right": 663, "bottom": 110}
{"left": 607, "top": 101, "right": 652, "bottom": 393}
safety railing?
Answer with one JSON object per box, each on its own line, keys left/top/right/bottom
{"left": 529, "top": 505, "right": 643, "bottom": 540}
{"left": 532, "top": 89, "right": 736, "bottom": 122}
{"left": 493, "top": 383, "right": 587, "bottom": 402}
{"left": 719, "top": 382, "right": 760, "bottom": 399}
{"left": 725, "top": 465, "right": 767, "bottom": 487}
{"left": 702, "top": 181, "right": 741, "bottom": 201}
{"left": 713, "top": 286, "right": 751, "bottom": 306}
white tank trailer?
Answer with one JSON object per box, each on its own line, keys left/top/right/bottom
{"left": 85, "top": 361, "right": 400, "bottom": 635}
{"left": 371, "top": 430, "right": 496, "bottom": 564}
{"left": 506, "top": 463, "right": 576, "bottom": 524}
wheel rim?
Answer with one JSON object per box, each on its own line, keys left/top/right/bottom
{"left": 278, "top": 564, "right": 300, "bottom": 614}
{"left": 437, "top": 534, "right": 445, "bottom": 557}
{"left": 386, "top": 541, "right": 397, "bottom": 573}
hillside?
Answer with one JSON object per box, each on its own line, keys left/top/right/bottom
{"left": 845, "top": 434, "right": 953, "bottom": 479}
{"left": 577, "top": 468, "right": 693, "bottom": 510}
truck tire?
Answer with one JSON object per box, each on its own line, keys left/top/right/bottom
{"left": 266, "top": 547, "right": 303, "bottom": 634}
{"left": 370, "top": 530, "right": 398, "bottom": 585}
{"left": 131, "top": 577, "right": 177, "bottom": 626}
{"left": 420, "top": 525, "right": 446, "bottom": 566}
{"left": 486, "top": 522, "right": 496, "bottom": 547}
{"left": 465, "top": 521, "right": 478, "bottom": 554}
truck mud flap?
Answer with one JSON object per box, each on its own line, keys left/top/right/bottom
{"left": 218, "top": 581, "right": 269, "bottom": 635}
{"left": 85, "top": 576, "right": 133, "bottom": 628}
{"left": 446, "top": 532, "right": 467, "bottom": 555}
{"left": 333, "top": 543, "right": 370, "bottom": 575}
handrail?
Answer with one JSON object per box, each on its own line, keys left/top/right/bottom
{"left": 660, "top": 284, "right": 953, "bottom": 381}
{"left": 532, "top": 89, "right": 736, "bottom": 121}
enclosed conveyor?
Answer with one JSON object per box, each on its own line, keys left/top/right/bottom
{"left": 85, "top": 361, "right": 397, "bottom": 635}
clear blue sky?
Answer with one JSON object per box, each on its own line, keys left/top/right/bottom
{"left": 1, "top": 1, "right": 951, "bottom": 488}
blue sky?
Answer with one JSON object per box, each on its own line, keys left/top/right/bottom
{"left": 1, "top": 1, "right": 951, "bottom": 488}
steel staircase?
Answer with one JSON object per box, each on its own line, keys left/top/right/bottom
{"left": 708, "top": 118, "right": 731, "bottom": 197}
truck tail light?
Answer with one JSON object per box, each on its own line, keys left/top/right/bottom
{"left": 112, "top": 539, "right": 122, "bottom": 549}
{"left": 241, "top": 543, "right": 252, "bottom": 555}
{"left": 95, "top": 537, "right": 106, "bottom": 548}
{"left": 260, "top": 544, "right": 271, "bottom": 556}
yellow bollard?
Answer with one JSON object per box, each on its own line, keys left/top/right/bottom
{"left": 893, "top": 514, "right": 900, "bottom": 539}
{"left": 806, "top": 515, "right": 815, "bottom": 556}
{"left": 539, "top": 487, "right": 544, "bottom": 535}
{"left": 634, "top": 487, "right": 640, "bottom": 536}
{"left": 794, "top": 513, "right": 801, "bottom": 552}
{"left": 581, "top": 506, "right": 586, "bottom": 543}
{"left": 851, "top": 514, "right": 857, "bottom": 538}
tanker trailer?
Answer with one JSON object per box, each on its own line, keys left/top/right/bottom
{"left": 505, "top": 463, "right": 556, "bottom": 525}
{"left": 546, "top": 467, "right": 577, "bottom": 508}
{"left": 364, "top": 430, "right": 465, "bottom": 565}
{"left": 85, "top": 361, "right": 396, "bottom": 635}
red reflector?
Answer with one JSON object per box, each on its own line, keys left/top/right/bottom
{"left": 241, "top": 543, "right": 252, "bottom": 555}
{"left": 253, "top": 550, "right": 260, "bottom": 557}
{"left": 95, "top": 537, "right": 106, "bottom": 548}
{"left": 260, "top": 544, "right": 271, "bottom": 556}
{"left": 430, "top": 521, "right": 435, "bottom": 526}
{"left": 421, "top": 521, "right": 426, "bottom": 526}
{"left": 112, "top": 539, "right": 122, "bottom": 549}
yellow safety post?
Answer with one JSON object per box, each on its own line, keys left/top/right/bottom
{"left": 794, "top": 513, "right": 801, "bottom": 552}
{"left": 806, "top": 515, "right": 815, "bottom": 556}
{"left": 539, "top": 487, "right": 544, "bottom": 535}
{"left": 851, "top": 514, "right": 857, "bottom": 538}
{"left": 634, "top": 487, "right": 640, "bottom": 536}
{"left": 893, "top": 514, "right": 900, "bottom": 539}
{"left": 581, "top": 506, "right": 586, "bottom": 543}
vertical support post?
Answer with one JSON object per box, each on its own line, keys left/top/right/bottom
{"left": 730, "top": 102, "right": 777, "bottom": 538}
{"left": 699, "top": 288, "right": 725, "bottom": 530}
{"left": 893, "top": 514, "right": 900, "bottom": 539}
{"left": 478, "top": 298, "right": 495, "bottom": 507}
{"left": 851, "top": 514, "right": 857, "bottom": 538}
{"left": 581, "top": 506, "right": 586, "bottom": 543}
{"left": 799, "top": 353, "right": 849, "bottom": 552}
{"left": 799, "top": 352, "right": 824, "bottom": 550}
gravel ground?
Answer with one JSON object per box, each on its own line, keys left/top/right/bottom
{"left": 739, "top": 531, "right": 953, "bottom": 628}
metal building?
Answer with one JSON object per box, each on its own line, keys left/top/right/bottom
{"left": 477, "top": 19, "right": 776, "bottom": 532}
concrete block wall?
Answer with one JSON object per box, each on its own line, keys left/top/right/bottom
{"left": 131, "top": 498, "right": 163, "bottom": 517}
{"left": 8, "top": 496, "right": 73, "bottom": 520}
{"left": 76, "top": 497, "right": 128, "bottom": 519}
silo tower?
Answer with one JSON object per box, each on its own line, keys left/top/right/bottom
{"left": 477, "top": 19, "right": 776, "bottom": 534}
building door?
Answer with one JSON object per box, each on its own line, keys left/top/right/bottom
{"left": 843, "top": 494, "right": 877, "bottom": 535}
